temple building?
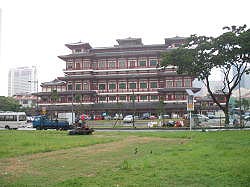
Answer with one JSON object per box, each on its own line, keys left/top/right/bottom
{"left": 38, "top": 37, "right": 200, "bottom": 117}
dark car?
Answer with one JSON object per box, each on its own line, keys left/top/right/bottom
{"left": 141, "top": 113, "right": 150, "bottom": 120}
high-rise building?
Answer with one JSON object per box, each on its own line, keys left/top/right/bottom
{"left": 8, "top": 66, "right": 37, "bottom": 96}
{"left": 38, "top": 37, "right": 200, "bottom": 116}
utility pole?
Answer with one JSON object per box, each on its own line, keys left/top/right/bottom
{"left": 132, "top": 90, "right": 135, "bottom": 128}
{"left": 28, "top": 80, "right": 39, "bottom": 114}
{"left": 186, "top": 89, "right": 195, "bottom": 131}
{"left": 71, "top": 90, "right": 74, "bottom": 125}
{"left": 239, "top": 81, "right": 242, "bottom": 127}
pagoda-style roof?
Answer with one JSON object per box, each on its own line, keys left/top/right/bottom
{"left": 58, "top": 47, "right": 170, "bottom": 60}
{"left": 165, "top": 36, "right": 187, "bottom": 46}
{"left": 41, "top": 79, "right": 66, "bottom": 86}
{"left": 65, "top": 42, "right": 92, "bottom": 50}
{"left": 59, "top": 71, "right": 182, "bottom": 81}
{"left": 116, "top": 37, "right": 143, "bottom": 47}
{"left": 58, "top": 75, "right": 95, "bottom": 81}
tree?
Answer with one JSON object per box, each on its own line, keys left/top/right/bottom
{"left": 51, "top": 90, "right": 59, "bottom": 103}
{"left": 75, "top": 93, "right": 85, "bottom": 116}
{"left": 161, "top": 25, "right": 250, "bottom": 125}
{"left": 235, "top": 99, "right": 250, "bottom": 111}
{"left": 0, "top": 96, "right": 21, "bottom": 111}
{"left": 50, "top": 90, "right": 59, "bottom": 117}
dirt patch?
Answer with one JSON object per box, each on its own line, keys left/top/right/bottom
{"left": 0, "top": 158, "right": 29, "bottom": 178}
{"left": 0, "top": 136, "right": 188, "bottom": 181}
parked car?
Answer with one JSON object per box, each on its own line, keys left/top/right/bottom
{"left": 207, "top": 114, "right": 216, "bottom": 119}
{"left": 149, "top": 115, "right": 157, "bottom": 120}
{"left": 104, "top": 115, "right": 112, "bottom": 120}
{"left": 94, "top": 115, "right": 104, "bottom": 120}
{"left": 113, "top": 114, "right": 123, "bottom": 120}
{"left": 141, "top": 113, "right": 150, "bottom": 120}
{"left": 80, "top": 114, "right": 90, "bottom": 120}
{"left": 244, "top": 116, "right": 250, "bottom": 121}
{"left": 134, "top": 116, "right": 139, "bottom": 120}
{"left": 123, "top": 115, "right": 134, "bottom": 123}
{"left": 162, "top": 120, "right": 175, "bottom": 127}
{"left": 158, "top": 114, "right": 170, "bottom": 119}
{"left": 192, "top": 114, "right": 209, "bottom": 122}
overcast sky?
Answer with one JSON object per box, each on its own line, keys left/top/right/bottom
{"left": 0, "top": 0, "right": 249, "bottom": 96}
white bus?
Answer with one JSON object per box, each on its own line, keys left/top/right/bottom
{"left": 0, "top": 112, "right": 27, "bottom": 129}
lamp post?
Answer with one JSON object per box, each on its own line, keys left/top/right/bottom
{"left": 186, "top": 89, "right": 195, "bottom": 131}
{"left": 132, "top": 90, "right": 135, "bottom": 128}
{"left": 239, "top": 80, "right": 242, "bottom": 127}
{"left": 28, "top": 80, "right": 39, "bottom": 114}
{"left": 71, "top": 88, "right": 74, "bottom": 125}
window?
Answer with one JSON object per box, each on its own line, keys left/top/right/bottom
{"left": 5, "top": 115, "right": 15, "bottom": 121}
{"left": 130, "top": 95, "right": 136, "bottom": 101}
{"left": 109, "top": 96, "right": 116, "bottom": 101}
{"left": 167, "top": 94, "right": 172, "bottom": 100}
{"left": 67, "top": 84, "right": 73, "bottom": 90}
{"left": 67, "top": 62, "right": 73, "bottom": 69}
{"left": 22, "top": 100, "right": 28, "bottom": 104}
{"left": 140, "top": 95, "right": 147, "bottom": 101}
{"left": 75, "top": 83, "right": 81, "bottom": 90}
{"left": 92, "top": 62, "right": 97, "bottom": 69}
{"left": 75, "top": 49, "right": 82, "bottom": 53}
{"left": 119, "top": 83, "right": 126, "bottom": 89}
{"left": 68, "top": 96, "right": 73, "bottom": 102}
{"left": 151, "top": 95, "right": 158, "bottom": 100}
{"left": 99, "top": 84, "right": 106, "bottom": 90}
{"left": 119, "top": 95, "right": 126, "bottom": 100}
{"left": 175, "top": 80, "right": 182, "bottom": 87}
{"left": 61, "top": 97, "right": 66, "bottom": 102}
{"left": 109, "top": 83, "right": 116, "bottom": 90}
{"left": 166, "top": 80, "right": 173, "bottom": 88}
{"left": 108, "top": 61, "right": 116, "bottom": 68}
{"left": 184, "top": 79, "right": 191, "bottom": 87}
{"left": 118, "top": 60, "right": 126, "bottom": 68}
{"left": 99, "top": 96, "right": 106, "bottom": 101}
{"left": 150, "top": 82, "right": 158, "bottom": 88}
{"left": 19, "top": 115, "right": 26, "bottom": 121}
{"left": 83, "top": 62, "right": 90, "bottom": 68}
{"left": 149, "top": 59, "right": 157, "bottom": 66}
{"left": 129, "top": 61, "right": 136, "bottom": 68}
{"left": 175, "top": 94, "right": 183, "bottom": 100}
{"left": 98, "top": 61, "right": 106, "bottom": 68}
{"left": 76, "top": 63, "right": 81, "bottom": 69}
{"left": 83, "top": 83, "right": 89, "bottom": 90}
{"left": 129, "top": 83, "right": 136, "bottom": 89}
{"left": 140, "top": 82, "right": 147, "bottom": 89}
{"left": 139, "top": 60, "right": 146, "bottom": 67}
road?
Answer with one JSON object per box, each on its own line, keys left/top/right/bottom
{"left": 1, "top": 119, "right": 249, "bottom": 131}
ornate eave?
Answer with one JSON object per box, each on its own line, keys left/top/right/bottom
{"left": 158, "top": 87, "right": 201, "bottom": 93}
{"left": 65, "top": 42, "right": 92, "bottom": 50}
{"left": 36, "top": 90, "right": 97, "bottom": 96}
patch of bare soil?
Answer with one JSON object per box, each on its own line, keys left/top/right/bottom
{"left": 0, "top": 136, "right": 188, "bottom": 180}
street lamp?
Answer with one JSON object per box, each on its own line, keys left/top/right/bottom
{"left": 132, "top": 90, "right": 135, "bottom": 128}
{"left": 28, "top": 80, "right": 39, "bottom": 114}
{"left": 239, "top": 80, "right": 242, "bottom": 127}
{"left": 71, "top": 89, "right": 74, "bottom": 125}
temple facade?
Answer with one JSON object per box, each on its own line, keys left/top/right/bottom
{"left": 38, "top": 37, "right": 200, "bottom": 117}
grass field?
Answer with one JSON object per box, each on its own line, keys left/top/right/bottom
{"left": 0, "top": 130, "right": 249, "bottom": 186}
